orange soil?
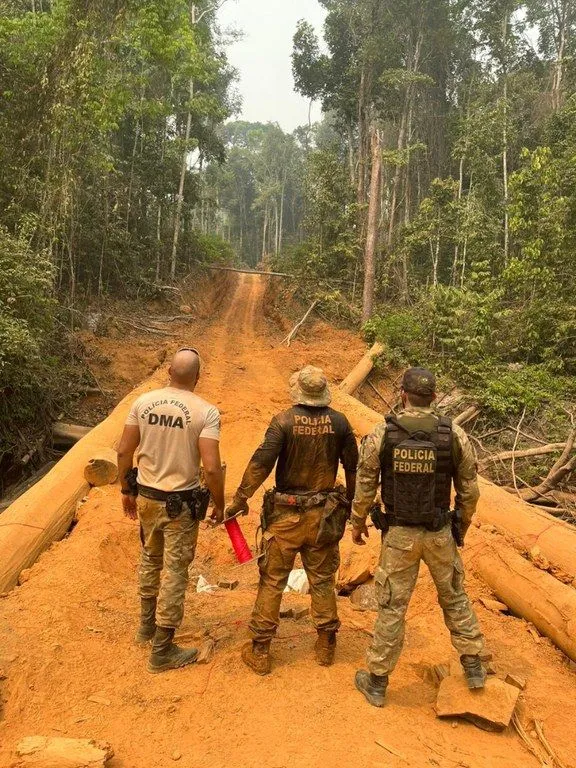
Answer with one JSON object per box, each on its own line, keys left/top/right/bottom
{"left": 1, "top": 274, "right": 575, "bottom": 768}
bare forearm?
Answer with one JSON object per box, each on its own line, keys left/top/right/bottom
{"left": 204, "top": 468, "right": 225, "bottom": 511}
{"left": 117, "top": 452, "right": 135, "bottom": 492}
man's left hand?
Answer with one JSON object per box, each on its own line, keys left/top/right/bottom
{"left": 122, "top": 494, "right": 138, "bottom": 520}
{"left": 224, "top": 497, "right": 249, "bottom": 519}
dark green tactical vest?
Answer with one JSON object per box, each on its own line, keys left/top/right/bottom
{"left": 379, "top": 412, "right": 453, "bottom": 525}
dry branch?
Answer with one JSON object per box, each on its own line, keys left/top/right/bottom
{"left": 281, "top": 300, "right": 319, "bottom": 346}
{"left": 482, "top": 443, "right": 567, "bottom": 464}
{"left": 509, "top": 427, "right": 576, "bottom": 502}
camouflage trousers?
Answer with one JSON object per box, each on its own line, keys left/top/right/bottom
{"left": 138, "top": 497, "right": 199, "bottom": 629}
{"left": 249, "top": 504, "right": 341, "bottom": 641}
{"left": 367, "top": 524, "right": 484, "bottom": 676}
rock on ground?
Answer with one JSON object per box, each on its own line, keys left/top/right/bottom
{"left": 435, "top": 675, "right": 520, "bottom": 732}
{"left": 14, "top": 736, "right": 113, "bottom": 767}
{"left": 337, "top": 537, "right": 377, "bottom": 591}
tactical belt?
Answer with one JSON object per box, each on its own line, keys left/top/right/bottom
{"left": 274, "top": 490, "right": 331, "bottom": 510}
{"left": 138, "top": 484, "right": 200, "bottom": 504}
{"left": 386, "top": 509, "right": 451, "bottom": 532}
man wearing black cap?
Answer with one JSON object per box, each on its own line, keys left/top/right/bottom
{"left": 350, "top": 367, "right": 485, "bottom": 707}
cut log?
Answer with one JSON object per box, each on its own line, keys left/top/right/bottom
{"left": 84, "top": 449, "right": 118, "bottom": 487}
{"left": 52, "top": 422, "right": 92, "bottom": 447}
{"left": 330, "top": 388, "right": 576, "bottom": 580}
{"left": 15, "top": 735, "right": 113, "bottom": 767}
{"left": 468, "top": 542, "right": 576, "bottom": 662}
{"left": 339, "top": 342, "right": 385, "bottom": 396}
{"left": 0, "top": 370, "right": 167, "bottom": 593}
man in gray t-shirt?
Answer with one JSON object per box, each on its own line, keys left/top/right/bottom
{"left": 117, "top": 348, "right": 225, "bottom": 673}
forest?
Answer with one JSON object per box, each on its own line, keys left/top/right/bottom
{"left": 1, "top": 0, "right": 576, "bottom": 492}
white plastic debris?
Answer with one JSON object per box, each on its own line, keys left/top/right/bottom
{"left": 196, "top": 575, "right": 218, "bottom": 594}
{"left": 284, "top": 569, "right": 309, "bottom": 595}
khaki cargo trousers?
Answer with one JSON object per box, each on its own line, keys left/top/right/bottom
{"left": 138, "top": 497, "right": 199, "bottom": 629}
{"left": 368, "top": 524, "right": 484, "bottom": 676}
{"left": 249, "top": 504, "right": 341, "bottom": 641}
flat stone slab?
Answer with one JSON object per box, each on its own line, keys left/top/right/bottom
{"left": 14, "top": 736, "right": 113, "bottom": 767}
{"left": 436, "top": 674, "right": 520, "bottom": 732}
{"left": 350, "top": 581, "right": 379, "bottom": 612}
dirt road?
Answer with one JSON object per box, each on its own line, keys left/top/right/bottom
{"left": 1, "top": 274, "right": 575, "bottom": 768}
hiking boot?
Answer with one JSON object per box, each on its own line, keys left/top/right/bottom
{"left": 148, "top": 627, "right": 198, "bottom": 674}
{"left": 241, "top": 640, "right": 271, "bottom": 676}
{"left": 461, "top": 654, "right": 486, "bottom": 690}
{"left": 135, "top": 597, "right": 157, "bottom": 645}
{"left": 314, "top": 630, "right": 337, "bottom": 666}
{"left": 355, "top": 670, "right": 388, "bottom": 708}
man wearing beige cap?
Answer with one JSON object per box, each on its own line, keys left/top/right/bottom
{"left": 351, "top": 367, "right": 485, "bottom": 707}
{"left": 226, "top": 366, "right": 359, "bottom": 675}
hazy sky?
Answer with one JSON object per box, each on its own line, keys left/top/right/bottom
{"left": 218, "top": 0, "right": 327, "bottom": 132}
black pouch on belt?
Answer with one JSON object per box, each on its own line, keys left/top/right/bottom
{"left": 190, "top": 487, "right": 211, "bottom": 521}
{"left": 316, "top": 488, "right": 351, "bottom": 547}
{"left": 261, "top": 488, "right": 276, "bottom": 532}
{"left": 166, "top": 494, "right": 184, "bottom": 519}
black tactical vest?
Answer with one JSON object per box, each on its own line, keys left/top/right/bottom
{"left": 380, "top": 413, "right": 453, "bottom": 525}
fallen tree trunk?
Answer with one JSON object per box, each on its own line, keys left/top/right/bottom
{"left": 330, "top": 389, "right": 576, "bottom": 579}
{"left": 53, "top": 422, "right": 92, "bottom": 447}
{"left": 0, "top": 370, "right": 166, "bottom": 593}
{"left": 339, "top": 342, "right": 385, "bottom": 396}
{"left": 204, "top": 265, "right": 291, "bottom": 277}
{"left": 468, "top": 542, "right": 576, "bottom": 663}
{"left": 482, "top": 443, "right": 567, "bottom": 464}
{"left": 84, "top": 448, "right": 118, "bottom": 487}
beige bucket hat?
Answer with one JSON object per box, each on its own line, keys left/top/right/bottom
{"left": 289, "top": 365, "right": 331, "bottom": 407}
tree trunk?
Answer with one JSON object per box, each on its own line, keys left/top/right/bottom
{"left": 170, "top": 3, "right": 196, "bottom": 281}
{"left": 339, "top": 342, "right": 385, "bottom": 396}
{"left": 362, "top": 127, "right": 382, "bottom": 324}
{"left": 468, "top": 541, "right": 576, "bottom": 663}
{"left": 502, "top": 11, "right": 510, "bottom": 265}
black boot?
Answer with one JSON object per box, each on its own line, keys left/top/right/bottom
{"left": 461, "top": 654, "right": 486, "bottom": 690}
{"left": 355, "top": 670, "right": 388, "bottom": 708}
{"left": 148, "top": 627, "right": 198, "bottom": 674}
{"left": 135, "top": 597, "right": 157, "bottom": 645}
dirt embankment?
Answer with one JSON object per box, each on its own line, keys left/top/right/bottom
{"left": 0, "top": 274, "right": 575, "bottom": 768}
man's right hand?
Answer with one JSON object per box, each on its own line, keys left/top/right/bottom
{"left": 122, "top": 494, "right": 138, "bottom": 520}
{"left": 351, "top": 518, "right": 369, "bottom": 546}
{"left": 224, "top": 497, "right": 249, "bottom": 519}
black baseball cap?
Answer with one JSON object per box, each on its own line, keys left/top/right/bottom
{"left": 401, "top": 368, "right": 436, "bottom": 397}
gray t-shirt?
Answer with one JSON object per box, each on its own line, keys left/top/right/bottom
{"left": 126, "top": 386, "right": 220, "bottom": 492}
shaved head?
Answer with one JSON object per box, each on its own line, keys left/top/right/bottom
{"left": 169, "top": 349, "right": 201, "bottom": 389}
